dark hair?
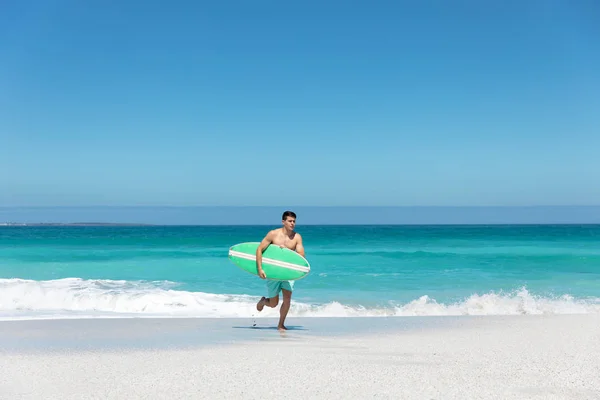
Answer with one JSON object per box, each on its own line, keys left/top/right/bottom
{"left": 282, "top": 210, "right": 296, "bottom": 220}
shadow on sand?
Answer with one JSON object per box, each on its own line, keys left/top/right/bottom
{"left": 232, "top": 325, "right": 308, "bottom": 331}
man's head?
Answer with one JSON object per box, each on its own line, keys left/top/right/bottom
{"left": 282, "top": 210, "right": 296, "bottom": 230}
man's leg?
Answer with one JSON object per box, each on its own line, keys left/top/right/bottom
{"left": 277, "top": 280, "right": 294, "bottom": 330}
{"left": 256, "top": 295, "right": 279, "bottom": 311}
{"left": 278, "top": 289, "right": 292, "bottom": 330}
{"left": 256, "top": 281, "right": 281, "bottom": 311}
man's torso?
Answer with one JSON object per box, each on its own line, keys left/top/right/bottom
{"left": 270, "top": 229, "right": 298, "bottom": 251}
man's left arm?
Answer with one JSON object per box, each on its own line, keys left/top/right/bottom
{"left": 295, "top": 234, "right": 305, "bottom": 257}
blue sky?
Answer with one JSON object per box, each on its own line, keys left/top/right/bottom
{"left": 1, "top": 1, "right": 599, "bottom": 212}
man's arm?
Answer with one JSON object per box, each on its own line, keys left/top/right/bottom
{"left": 256, "top": 230, "right": 274, "bottom": 279}
{"left": 295, "top": 233, "right": 305, "bottom": 257}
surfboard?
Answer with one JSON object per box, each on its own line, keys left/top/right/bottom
{"left": 228, "top": 242, "right": 310, "bottom": 281}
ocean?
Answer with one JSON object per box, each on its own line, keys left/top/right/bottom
{"left": 1, "top": 224, "right": 600, "bottom": 320}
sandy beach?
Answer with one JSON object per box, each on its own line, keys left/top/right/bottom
{"left": 1, "top": 314, "right": 599, "bottom": 399}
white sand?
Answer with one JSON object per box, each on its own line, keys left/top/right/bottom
{"left": 1, "top": 315, "right": 599, "bottom": 399}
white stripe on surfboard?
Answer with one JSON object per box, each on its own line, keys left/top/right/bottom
{"left": 228, "top": 250, "right": 310, "bottom": 273}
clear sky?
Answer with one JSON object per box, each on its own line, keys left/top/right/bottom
{"left": 1, "top": 1, "right": 599, "bottom": 211}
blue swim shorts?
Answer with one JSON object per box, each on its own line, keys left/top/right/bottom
{"left": 266, "top": 279, "right": 294, "bottom": 298}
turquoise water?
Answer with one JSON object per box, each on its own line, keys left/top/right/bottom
{"left": 1, "top": 225, "right": 600, "bottom": 319}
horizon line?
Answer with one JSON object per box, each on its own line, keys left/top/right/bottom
{"left": 2, "top": 205, "right": 600, "bottom": 209}
{"left": 3, "top": 222, "right": 600, "bottom": 227}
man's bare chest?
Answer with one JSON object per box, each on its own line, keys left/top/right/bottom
{"left": 272, "top": 233, "right": 297, "bottom": 250}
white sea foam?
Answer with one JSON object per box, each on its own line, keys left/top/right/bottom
{"left": 1, "top": 278, "right": 599, "bottom": 321}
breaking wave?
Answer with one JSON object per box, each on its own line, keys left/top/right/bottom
{"left": 1, "top": 278, "right": 599, "bottom": 320}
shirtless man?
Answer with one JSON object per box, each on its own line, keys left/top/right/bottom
{"left": 255, "top": 210, "right": 305, "bottom": 331}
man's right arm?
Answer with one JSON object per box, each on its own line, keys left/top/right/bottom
{"left": 256, "top": 231, "right": 273, "bottom": 279}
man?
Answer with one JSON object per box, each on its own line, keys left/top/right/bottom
{"left": 255, "top": 210, "right": 305, "bottom": 331}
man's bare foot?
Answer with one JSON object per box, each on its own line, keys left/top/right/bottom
{"left": 256, "top": 297, "right": 266, "bottom": 312}
{"left": 277, "top": 325, "right": 287, "bottom": 331}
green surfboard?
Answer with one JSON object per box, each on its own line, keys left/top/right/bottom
{"left": 228, "top": 242, "right": 310, "bottom": 281}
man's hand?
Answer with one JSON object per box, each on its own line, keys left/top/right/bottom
{"left": 258, "top": 268, "right": 267, "bottom": 279}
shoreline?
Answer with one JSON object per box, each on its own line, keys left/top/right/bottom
{"left": 2, "top": 314, "right": 599, "bottom": 351}
{"left": 1, "top": 314, "right": 599, "bottom": 399}
{"left": 0, "top": 314, "right": 471, "bottom": 353}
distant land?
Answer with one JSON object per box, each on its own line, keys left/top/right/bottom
{"left": 0, "top": 222, "right": 154, "bottom": 227}
{"left": 1, "top": 206, "right": 600, "bottom": 225}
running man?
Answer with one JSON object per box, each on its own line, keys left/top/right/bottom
{"left": 255, "top": 210, "right": 305, "bottom": 330}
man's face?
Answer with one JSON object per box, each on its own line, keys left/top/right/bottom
{"left": 283, "top": 217, "right": 296, "bottom": 230}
